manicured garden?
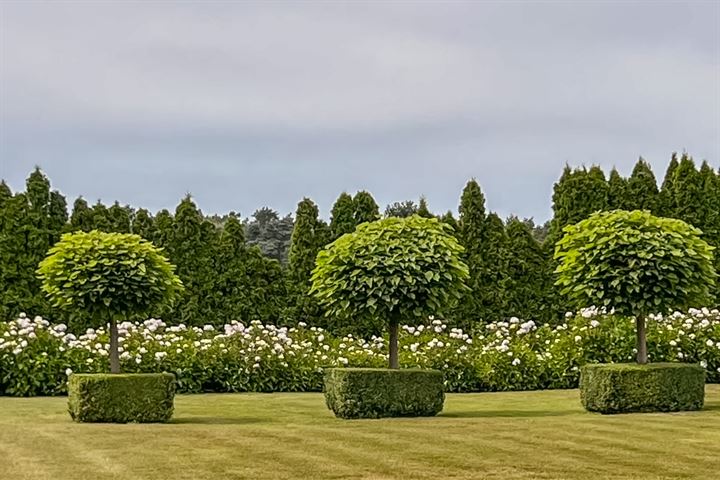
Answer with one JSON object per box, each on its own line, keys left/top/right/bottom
{"left": 2, "top": 388, "right": 719, "bottom": 480}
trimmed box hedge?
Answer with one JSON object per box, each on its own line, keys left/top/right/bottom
{"left": 68, "top": 373, "right": 176, "bottom": 423}
{"left": 324, "top": 368, "right": 444, "bottom": 419}
{"left": 580, "top": 363, "right": 705, "bottom": 414}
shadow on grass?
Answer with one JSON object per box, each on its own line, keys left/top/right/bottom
{"left": 440, "top": 409, "right": 580, "bottom": 418}
{"left": 171, "top": 416, "right": 265, "bottom": 425}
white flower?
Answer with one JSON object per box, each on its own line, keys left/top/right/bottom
{"left": 154, "top": 351, "right": 167, "bottom": 360}
{"left": 574, "top": 336, "right": 582, "bottom": 342}
{"left": 65, "top": 368, "right": 73, "bottom": 376}
{"left": 511, "top": 358, "right": 521, "bottom": 366}
{"left": 706, "top": 339, "right": 714, "bottom": 347}
{"left": 700, "top": 360, "right": 707, "bottom": 368}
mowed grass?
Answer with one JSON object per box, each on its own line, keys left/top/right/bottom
{"left": 1, "top": 386, "right": 719, "bottom": 480}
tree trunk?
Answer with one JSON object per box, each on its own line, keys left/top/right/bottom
{"left": 636, "top": 314, "right": 648, "bottom": 365}
{"left": 389, "top": 319, "right": 399, "bottom": 369}
{"left": 109, "top": 318, "right": 120, "bottom": 374}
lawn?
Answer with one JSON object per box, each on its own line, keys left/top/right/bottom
{"left": 1, "top": 386, "right": 719, "bottom": 480}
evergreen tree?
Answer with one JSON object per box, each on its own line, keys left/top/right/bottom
{"left": 132, "top": 208, "right": 155, "bottom": 240}
{"left": 107, "top": 201, "right": 132, "bottom": 233}
{"left": 91, "top": 201, "right": 111, "bottom": 231}
{"left": 384, "top": 200, "right": 417, "bottom": 218}
{"left": 0, "top": 181, "right": 11, "bottom": 209}
{"left": 658, "top": 153, "right": 680, "bottom": 217}
{"left": 353, "top": 191, "right": 380, "bottom": 225}
{"left": 440, "top": 210, "right": 458, "bottom": 232}
{"left": 671, "top": 154, "right": 703, "bottom": 228}
{"left": 480, "top": 213, "right": 509, "bottom": 321}
{"left": 69, "top": 197, "right": 95, "bottom": 232}
{"left": 167, "top": 196, "right": 219, "bottom": 325}
{"left": 626, "top": 158, "right": 659, "bottom": 213}
{"left": 245, "top": 207, "right": 294, "bottom": 264}
{"left": 548, "top": 165, "right": 608, "bottom": 243}
{"left": 505, "top": 218, "right": 551, "bottom": 321}
{"left": 454, "top": 179, "right": 487, "bottom": 328}
{"left": 287, "top": 198, "right": 328, "bottom": 323}
{"left": 329, "top": 192, "right": 356, "bottom": 240}
{"left": 152, "top": 209, "right": 174, "bottom": 248}
{"left": 416, "top": 196, "right": 433, "bottom": 218}
{"left": 607, "top": 168, "right": 628, "bottom": 210}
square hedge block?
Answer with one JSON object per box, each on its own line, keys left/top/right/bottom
{"left": 68, "top": 373, "right": 176, "bottom": 423}
{"left": 580, "top": 363, "right": 704, "bottom": 414}
{"left": 324, "top": 367, "right": 444, "bottom": 419}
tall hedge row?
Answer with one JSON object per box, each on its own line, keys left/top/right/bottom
{"left": 0, "top": 154, "right": 718, "bottom": 332}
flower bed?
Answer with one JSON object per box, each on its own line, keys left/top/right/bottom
{"left": 1, "top": 308, "right": 719, "bottom": 396}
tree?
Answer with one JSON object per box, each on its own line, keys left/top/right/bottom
{"left": 440, "top": 210, "right": 458, "bottom": 232}
{"left": 152, "top": 209, "right": 174, "bottom": 248}
{"left": 0, "top": 181, "right": 10, "bottom": 209}
{"left": 287, "top": 198, "right": 329, "bottom": 322}
{"left": 70, "top": 197, "right": 95, "bottom": 232}
{"left": 416, "top": 196, "right": 433, "bottom": 218}
{"left": 455, "top": 179, "right": 487, "bottom": 327}
{"left": 353, "top": 191, "right": 380, "bottom": 225}
{"left": 480, "top": 213, "right": 509, "bottom": 321}
{"left": 548, "top": 165, "right": 609, "bottom": 242}
{"left": 91, "top": 201, "right": 111, "bottom": 231}
{"left": 132, "top": 208, "right": 155, "bottom": 240}
{"left": 555, "top": 210, "right": 716, "bottom": 364}
{"left": 671, "top": 154, "right": 703, "bottom": 228}
{"left": 626, "top": 158, "right": 659, "bottom": 213}
{"left": 505, "top": 218, "right": 551, "bottom": 321}
{"left": 384, "top": 200, "right": 417, "bottom": 218}
{"left": 245, "top": 207, "right": 294, "bottom": 264}
{"left": 311, "top": 216, "right": 469, "bottom": 368}
{"left": 107, "top": 202, "right": 132, "bottom": 233}
{"left": 38, "top": 231, "right": 183, "bottom": 373}
{"left": 329, "top": 192, "right": 356, "bottom": 240}
{"left": 607, "top": 168, "right": 628, "bottom": 210}
{"left": 658, "top": 153, "right": 679, "bottom": 217}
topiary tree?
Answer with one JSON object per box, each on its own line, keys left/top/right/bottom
{"left": 555, "top": 210, "right": 716, "bottom": 364}
{"left": 37, "top": 231, "right": 183, "bottom": 373}
{"left": 311, "top": 216, "right": 469, "bottom": 369}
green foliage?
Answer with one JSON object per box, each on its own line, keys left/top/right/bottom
{"left": 2, "top": 308, "right": 720, "bottom": 396}
{"left": 670, "top": 154, "right": 704, "bottom": 228}
{"left": 440, "top": 210, "right": 458, "bottom": 232}
{"left": 311, "top": 216, "right": 469, "bottom": 333}
{"left": 416, "top": 196, "right": 433, "bottom": 218}
{"left": 384, "top": 200, "right": 418, "bottom": 218}
{"left": 548, "top": 165, "right": 609, "bottom": 242}
{"left": 323, "top": 368, "right": 444, "bottom": 418}
{"left": 107, "top": 202, "right": 132, "bottom": 233}
{"left": 456, "top": 179, "right": 488, "bottom": 326}
{"left": 70, "top": 197, "right": 94, "bottom": 232}
{"left": 626, "top": 158, "right": 659, "bottom": 213}
{"left": 37, "top": 231, "right": 183, "bottom": 323}
{"left": 132, "top": 208, "right": 155, "bottom": 240}
{"left": 352, "top": 191, "right": 380, "bottom": 225}
{"left": 245, "top": 207, "right": 294, "bottom": 264}
{"left": 329, "top": 192, "right": 356, "bottom": 240}
{"left": 505, "top": 218, "right": 552, "bottom": 321}
{"left": 607, "top": 168, "right": 628, "bottom": 210}
{"left": 580, "top": 363, "right": 704, "bottom": 413}
{"left": 555, "top": 210, "right": 716, "bottom": 317}
{"left": 288, "top": 198, "right": 329, "bottom": 323}
{"left": 68, "top": 373, "right": 176, "bottom": 423}
{"left": 658, "top": 153, "right": 679, "bottom": 217}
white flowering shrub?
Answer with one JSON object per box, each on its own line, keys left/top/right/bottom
{"left": 1, "top": 308, "right": 719, "bottom": 396}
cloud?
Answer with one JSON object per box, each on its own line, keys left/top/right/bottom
{"left": 1, "top": 1, "right": 718, "bottom": 220}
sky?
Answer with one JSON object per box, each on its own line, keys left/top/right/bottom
{"left": 1, "top": 1, "right": 718, "bottom": 222}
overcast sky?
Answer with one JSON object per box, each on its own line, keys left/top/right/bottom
{"left": 1, "top": 1, "right": 718, "bottom": 221}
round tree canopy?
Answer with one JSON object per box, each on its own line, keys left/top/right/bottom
{"left": 311, "top": 215, "right": 469, "bottom": 325}
{"left": 37, "top": 230, "right": 183, "bottom": 324}
{"left": 554, "top": 210, "right": 716, "bottom": 317}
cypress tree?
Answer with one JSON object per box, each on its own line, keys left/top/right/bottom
{"left": 440, "top": 210, "right": 458, "bottom": 232}
{"left": 548, "top": 165, "right": 608, "bottom": 243}
{"left": 625, "top": 157, "right": 659, "bottom": 213}
{"left": 505, "top": 218, "right": 551, "bottom": 321}
{"left": 91, "top": 201, "right": 111, "bottom": 231}
{"left": 287, "top": 198, "right": 327, "bottom": 323}
{"left": 416, "top": 196, "right": 433, "bottom": 218}
{"left": 132, "top": 208, "right": 155, "bottom": 240}
{"left": 353, "top": 191, "right": 380, "bottom": 225}
{"left": 455, "top": 179, "right": 487, "bottom": 328}
{"left": 0, "top": 181, "right": 10, "bottom": 209}
{"left": 107, "top": 201, "right": 132, "bottom": 233}
{"left": 481, "top": 212, "right": 509, "bottom": 321}
{"left": 69, "top": 197, "right": 95, "bottom": 232}
{"left": 152, "top": 209, "right": 174, "bottom": 248}
{"left": 246, "top": 208, "right": 294, "bottom": 264}
{"left": 607, "top": 168, "right": 628, "bottom": 210}
{"left": 168, "top": 196, "right": 218, "bottom": 325}
{"left": 658, "top": 153, "right": 680, "bottom": 217}
{"left": 329, "top": 192, "right": 356, "bottom": 240}
{"left": 671, "top": 154, "right": 703, "bottom": 228}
